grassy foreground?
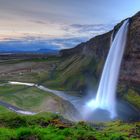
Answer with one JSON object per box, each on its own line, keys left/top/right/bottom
{"left": 0, "top": 106, "right": 140, "bottom": 140}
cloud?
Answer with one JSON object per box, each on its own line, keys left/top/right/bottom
{"left": 30, "top": 20, "right": 47, "bottom": 25}
{"left": 71, "top": 24, "right": 112, "bottom": 31}
{"left": 0, "top": 22, "right": 115, "bottom": 51}
{"left": 69, "top": 23, "right": 114, "bottom": 37}
{"left": 46, "top": 37, "right": 87, "bottom": 49}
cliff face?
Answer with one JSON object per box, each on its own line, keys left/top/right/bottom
{"left": 58, "top": 12, "right": 140, "bottom": 109}
{"left": 120, "top": 12, "right": 140, "bottom": 88}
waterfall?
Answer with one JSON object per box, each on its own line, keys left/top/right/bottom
{"left": 86, "top": 19, "right": 129, "bottom": 119}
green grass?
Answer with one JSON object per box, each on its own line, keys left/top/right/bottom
{"left": 102, "top": 121, "right": 140, "bottom": 140}
{"left": 0, "top": 84, "right": 26, "bottom": 95}
{"left": 0, "top": 109, "right": 139, "bottom": 140}
{"left": 0, "top": 106, "right": 11, "bottom": 114}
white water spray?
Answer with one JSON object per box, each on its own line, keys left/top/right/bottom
{"left": 86, "top": 19, "right": 129, "bottom": 119}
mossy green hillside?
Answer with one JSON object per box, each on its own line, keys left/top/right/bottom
{"left": 0, "top": 108, "right": 140, "bottom": 140}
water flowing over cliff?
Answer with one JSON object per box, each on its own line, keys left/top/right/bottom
{"left": 86, "top": 20, "right": 129, "bottom": 119}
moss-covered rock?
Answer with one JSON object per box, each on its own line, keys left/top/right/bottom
{"left": 124, "top": 89, "right": 140, "bottom": 109}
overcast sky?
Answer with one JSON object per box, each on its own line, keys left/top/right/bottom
{"left": 0, "top": 0, "right": 140, "bottom": 50}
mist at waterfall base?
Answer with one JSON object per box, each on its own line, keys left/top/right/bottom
{"left": 81, "top": 20, "right": 129, "bottom": 121}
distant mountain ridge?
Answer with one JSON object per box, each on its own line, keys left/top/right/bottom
{"left": 0, "top": 48, "right": 58, "bottom": 54}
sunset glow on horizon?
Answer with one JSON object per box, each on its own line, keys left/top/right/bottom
{"left": 0, "top": 0, "right": 140, "bottom": 49}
